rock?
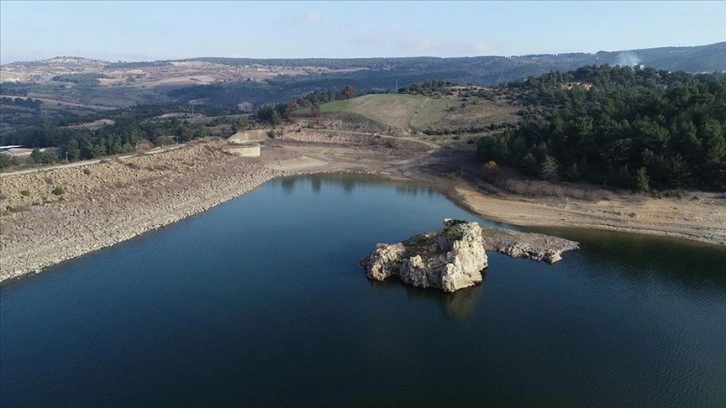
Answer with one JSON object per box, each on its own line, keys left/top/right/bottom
{"left": 481, "top": 229, "right": 578, "bottom": 264}
{"left": 362, "top": 219, "right": 488, "bottom": 292}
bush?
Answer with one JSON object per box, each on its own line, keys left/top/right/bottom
{"left": 52, "top": 187, "right": 65, "bottom": 196}
{"left": 83, "top": 168, "right": 91, "bottom": 175}
{"left": 0, "top": 154, "right": 11, "bottom": 169}
{"left": 20, "top": 190, "right": 30, "bottom": 196}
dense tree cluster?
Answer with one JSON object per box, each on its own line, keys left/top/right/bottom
{"left": 478, "top": 65, "right": 726, "bottom": 191}
{"left": 51, "top": 73, "right": 106, "bottom": 86}
{"left": 397, "top": 80, "right": 457, "bottom": 96}
{"left": 254, "top": 85, "right": 359, "bottom": 124}
{"left": 1, "top": 117, "right": 212, "bottom": 163}
{"left": 0, "top": 97, "right": 43, "bottom": 110}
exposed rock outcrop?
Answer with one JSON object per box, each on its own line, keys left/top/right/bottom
{"left": 362, "top": 219, "right": 488, "bottom": 292}
{"left": 481, "top": 228, "right": 579, "bottom": 264}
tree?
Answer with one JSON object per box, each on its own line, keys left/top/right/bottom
{"left": 310, "top": 103, "right": 321, "bottom": 117}
{"left": 539, "top": 155, "right": 559, "bottom": 181}
{"left": 271, "top": 109, "right": 282, "bottom": 126}
{"left": 634, "top": 167, "right": 650, "bottom": 192}
{"left": 30, "top": 149, "right": 59, "bottom": 164}
{"left": 66, "top": 139, "right": 80, "bottom": 161}
{"left": 341, "top": 85, "right": 356, "bottom": 100}
{"left": 231, "top": 117, "right": 248, "bottom": 132}
{"left": 255, "top": 104, "right": 283, "bottom": 125}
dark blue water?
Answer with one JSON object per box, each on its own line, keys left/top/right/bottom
{"left": 2, "top": 174, "right": 725, "bottom": 407}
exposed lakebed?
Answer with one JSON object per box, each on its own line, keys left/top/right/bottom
{"left": 2, "top": 174, "right": 725, "bottom": 407}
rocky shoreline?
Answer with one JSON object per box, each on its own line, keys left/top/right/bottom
{"left": 0, "top": 141, "right": 283, "bottom": 282}
{"left": 1, "top": 137, "right": 720, "bottom": 284}
{"left": 0, "top": 140, "right": 391, "bottom": 283}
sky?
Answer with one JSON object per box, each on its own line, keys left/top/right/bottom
{"left": 1, "top": 1, "right": 724, "bottom": 63}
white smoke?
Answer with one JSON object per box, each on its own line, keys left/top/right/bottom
{"left": 616, "top": 51, "right": 641, "bottom": 67}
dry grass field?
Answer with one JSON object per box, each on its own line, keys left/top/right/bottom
{"left": 299, "top": 92, "right": 518, "bottom": 137}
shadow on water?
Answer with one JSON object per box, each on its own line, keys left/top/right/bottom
{"left": 529, "top": 226, "right": 726, "bottom": 294}
{"left": 366, "top": 274, "right": 485, "bottom": 320}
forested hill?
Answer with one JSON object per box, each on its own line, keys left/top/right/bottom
{"left": 477, "top": 65, "right": 726, "bottom": 191}
{"left": 188, "top": 42, "right": 726, "bottom": 75}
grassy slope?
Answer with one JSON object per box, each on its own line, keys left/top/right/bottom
{"left": 295, "top": 94, "right": 451, "bottom": 132}
{"left": 294, "top": 91, "right": 520, "bottom": 147}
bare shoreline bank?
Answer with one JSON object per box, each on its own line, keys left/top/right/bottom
{"left": 2, "top": 139, "right": 724, "bottom": 284}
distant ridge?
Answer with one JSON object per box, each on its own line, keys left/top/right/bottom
{"left": 3, "top": 42, "right": 725, "bottom": 74}
{"left": 1, "top": 42, "right": 723, "bottom": 112}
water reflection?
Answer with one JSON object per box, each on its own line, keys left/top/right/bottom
{"left": 281, "top": 173, "right": 434, "bottom": 197}
{"left": 367, "top": 274, "right": 485, "bottom": 320}
{"left": 395, "top": 184, "right": 437, "bottom": 198}
{"left": 3, "top": 173, "right": 725, "bottom": 407}
{"left": 530, "top": 227, "right": 726, "bottom": 295}
{"left": 311, "top": 176, "right": 321, "bottom": 193}
{"left": 280, "top": 177, "right": 297, "bottom": 193}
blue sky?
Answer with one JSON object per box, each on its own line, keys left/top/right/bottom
{"left": 1, "top": 1, "right": 724, "bottom": 63}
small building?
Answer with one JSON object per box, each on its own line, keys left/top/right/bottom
{"left": 227, "top": 131, "right": 264, "bottom": 158}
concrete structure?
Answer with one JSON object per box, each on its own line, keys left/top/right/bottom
{"left": 226, "top": 130, "right": 266, "bottom": 158}
{"left": 227, "top": 130, "right": 268, "bottom": 144}
{"left": 227, "top": 144, "right": 261, "bottom": 157}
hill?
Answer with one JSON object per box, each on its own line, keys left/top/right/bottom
{"left": 295, "top": 94, "right": 451, "bottom": 131}
{"left": 291, "top": 85, "right": 521, "bottom": 141}
{"left": 478, "top": 65, "right": 726, "bottom": 191}
{"left": 1, "top": 42, "right": 723, "bottom": 111}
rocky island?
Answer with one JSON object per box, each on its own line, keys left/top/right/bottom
{"left": 362, "top": 219, "right": 579, "bottom": 292}
{"left": 362, "top": 219, "right": 489, "bottom": 292}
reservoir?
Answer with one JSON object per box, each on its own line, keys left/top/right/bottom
{"left": 2, "top": 174, "right": 725, "bottom": 407}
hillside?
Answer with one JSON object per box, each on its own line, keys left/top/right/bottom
{"left": 478, "top": 65, "right": 726, "bottom": 191}
{"left": 295, "top": 94, "right": 449, "bottom": 131}
{"left": 292, "top": 87, "right": 521, "bottom": 145}
{"left": 1, "top": 42, "right": 723, "bottom": 115}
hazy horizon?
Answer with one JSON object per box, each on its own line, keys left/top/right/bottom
{"left": 1, "top": 1, "right": 725, "bottom": 64}
{"left": 2, "top": 40, "right": 725, "bottom": 65}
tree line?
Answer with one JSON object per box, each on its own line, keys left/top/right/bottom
{"left": 1, "top": 117, "right": 213, "bottom": 167}
{"left": 478, "top": 65, "right": 726, "bottom": 191}
{"left": 254, "top": 85, "right": 358, "bottom": 124}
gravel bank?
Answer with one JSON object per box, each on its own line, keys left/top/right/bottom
{"left": 0, "top": 141, "right": 287, "bottom": 282}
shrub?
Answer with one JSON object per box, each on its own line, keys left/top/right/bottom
{"left": 52, "top": 187, "right": 65, "bottom": 196}
{"left": 20, "top": 190, "right": 31, "bottom": 196}
{"left": 83, "top": 168, "right": 91, "bottom": 175}
{"left": 484, "top": 161, "right": 498, "bottom": 172}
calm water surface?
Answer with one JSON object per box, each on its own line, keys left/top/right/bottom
{"left": 2, "top": 174, "right": 725, "bottom": 407}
